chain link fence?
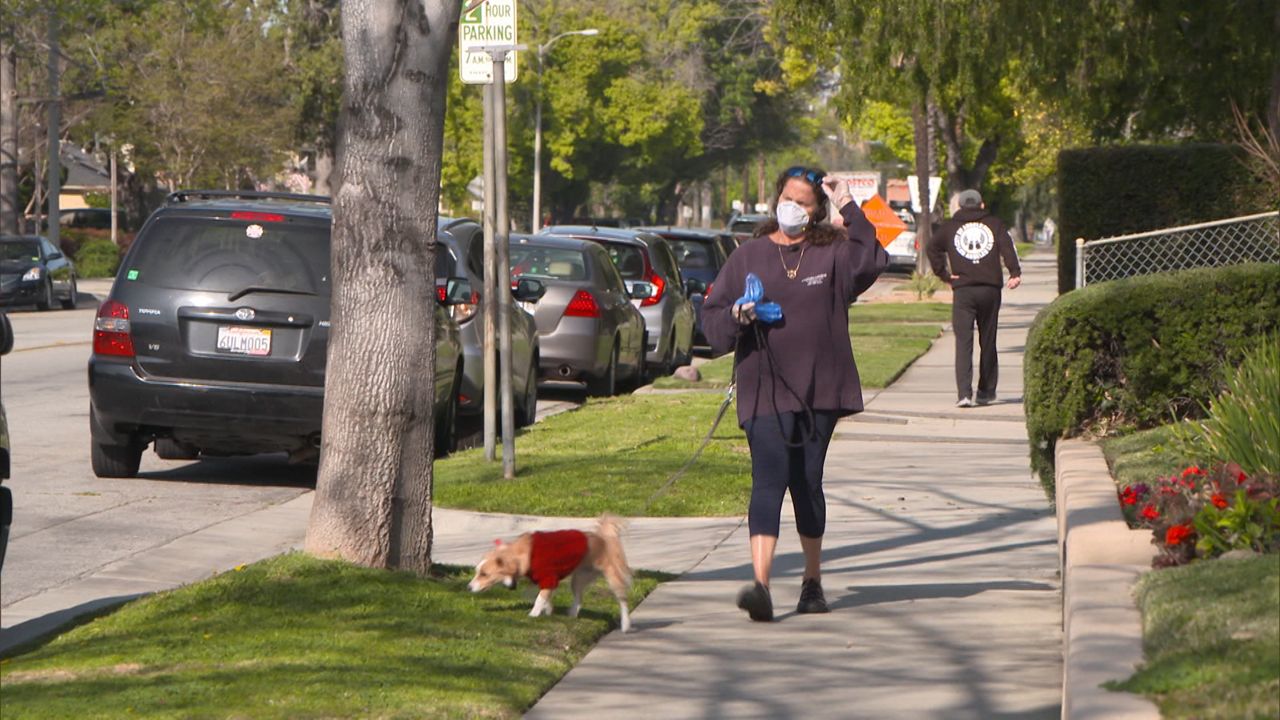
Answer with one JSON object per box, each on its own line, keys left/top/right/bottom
{"left": 1076, "top": 211, "right": 1280, "bottom": 288}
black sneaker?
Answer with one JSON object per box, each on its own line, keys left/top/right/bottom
{"left": 736, "top": 581, "right": 773, "bottom": 622}
{"left": 975, "top": 394, "right": 995, "bottom": 406}
{"left": 796, "top": 578, "right": 830, "bottom": 614}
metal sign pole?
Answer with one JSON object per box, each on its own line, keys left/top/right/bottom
{"left": 481, "top": 77, "right": 498, "bottom": 462}
{"left": 492, "top": 52, "right": 515, "bottom": 479}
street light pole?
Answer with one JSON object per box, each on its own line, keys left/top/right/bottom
{"left": 530, "top": 28, "right": 597, "bottom": 232}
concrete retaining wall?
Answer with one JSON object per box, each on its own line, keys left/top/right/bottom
{"left": 1055, "top": 439, "right": 1161, "bottom": 720}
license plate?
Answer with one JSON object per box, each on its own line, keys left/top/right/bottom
{"left": 216, "top": 326, "right": 272, "bottom": 356}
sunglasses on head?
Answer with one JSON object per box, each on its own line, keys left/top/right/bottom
{"left": 784, "top": 166, "right": 825, "bottom": 186}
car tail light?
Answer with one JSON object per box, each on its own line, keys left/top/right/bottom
{"left": 564, "top": 289, "right": 600, "bottom": 318}
{"left": 94, "top": 300, "right": 135, "bottom": 357}
{"left": 705, "top": 282, "right": 714, "bottom": 299}
{"left": 640, "top": 271, "right": 665, "bottom": 307}
{"left": 231, "top": 211, "right": 285, "bottom": 223}
{"left": 436, "top": 286, "right": 448, "bottom": 303}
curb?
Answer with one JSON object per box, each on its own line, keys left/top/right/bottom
{"left": 1055, "top": 438, "right": 1160, "bottom": 720}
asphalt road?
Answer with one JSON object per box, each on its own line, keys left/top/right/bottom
{"left": 0, "top": 285, "right": 584, "bottom": 616}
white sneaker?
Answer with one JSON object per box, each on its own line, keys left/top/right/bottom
{"left": 955, "top": 397, "right": 974, "bottom": 408}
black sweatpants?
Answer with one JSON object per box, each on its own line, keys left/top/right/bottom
{"left": 743, "top": 411, "right": 840, "bottom": 538}
{"left": 952, "top": 284, "right": 1002, "bottom": 401}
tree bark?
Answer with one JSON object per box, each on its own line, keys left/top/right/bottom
{"left": 1, "top": 40, "right": 17, "bottom": 235}
{"left": 305, "top": 0, "right": 460, "bottom": 575}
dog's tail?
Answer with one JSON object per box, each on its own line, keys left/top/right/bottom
{"left": 597, "top": 514, "right": 632, "bottom": 588}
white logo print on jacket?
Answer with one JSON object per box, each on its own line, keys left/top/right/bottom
{"left": 954, "top": 222, "right": 995, "bottom": 263}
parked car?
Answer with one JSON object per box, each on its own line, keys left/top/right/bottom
{"left": 540, "top": 225, "right": 695, "bottom": 375}
{"left": 638, "top": 227, "right": 731, "bottom": 346}
{"left": 507, "top": 233, "right": 647, "bottom": 395}
{"left": 60, "top": 207, "right": 119, "bottom": 230}
{"left": 0, "top": 234, "right": 78, "bottom": 310}
{"left": 726, "top": 212, "right": 770, "bottom": 243}
{"left": 0, "top": 312, "right": 11, "bottom": 573}
{"left": 87, "top": 190, "right": 464, "bottom": 478}
{"left": 437, "top": 217, "right": 541, "bottom": 427}
{"left": 885, "top": 208, "right": 919, "bottom": 271}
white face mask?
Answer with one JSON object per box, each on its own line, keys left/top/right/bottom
{"left": 776, "top": 200, "right": 810, "bottom": 237}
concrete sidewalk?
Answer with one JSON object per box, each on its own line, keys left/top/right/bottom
{"left": 526, "top": 254, "right": 1063, "bottom": 719}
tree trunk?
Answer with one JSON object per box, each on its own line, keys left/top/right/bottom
{"left": 305, "top": 0, "right": 460, "bottom": 575}
{"left": 1270, "top": 0, "right": 1279, "bottom": 145}
{"left": 1, "top": 40, "right": 17, "bottom": 235}
{"left": 933, "top": 102, "right": 1000, "bottom": 202}
{"left": 912, "top": 97, "right": 932, "bottom": 275}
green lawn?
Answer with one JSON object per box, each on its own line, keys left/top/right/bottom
{"left": 1100, "top": 423, "right": 1198, "bottom": 489}
{"left": 0, "top": 554, "right": 666, "bottom": 719}
{"left": 436, "top": 302, "right": 945, "bottom": 517}
{"left": 1111, "top": 555, "right": 1280, "bottom": 720}
{"left": 436, "top": 393, "right": 750, "bottom": 516}
{"left": 653, "top": 302, "right": 946, "bottom": 390}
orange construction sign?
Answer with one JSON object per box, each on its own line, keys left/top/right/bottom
{"left": 859, "top": 193, "right": 907, "bottom": 247}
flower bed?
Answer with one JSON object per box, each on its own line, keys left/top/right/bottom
{"left": 1118, "top": 463, "right": 1280, "bottom": 567}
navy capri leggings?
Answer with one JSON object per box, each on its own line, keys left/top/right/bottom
{"left": 743, "top": 411, "right": 840, "bottom": 538}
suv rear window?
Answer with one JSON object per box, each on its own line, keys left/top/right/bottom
{"left": 665, "top": 238, "right": 723, "bottom": 270}
{"left": 127, "top": 215, "right": 330, "bottom": 296}
{"left": 598, "top": 243, "right": 646, "bottom": 279}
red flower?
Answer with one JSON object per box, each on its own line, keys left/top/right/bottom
{"left": 1120, "top": 487, "right": 1139, "bottom": 506}
{"left": 1211, "top": 494, "right": 1228, "bottom": 509}
{"left": 1165, "top": 524, "right": 1194, "bottom": 546}
{"left": 1140, "top": 505, "right": 1160, "bottom": 521}
{"left": 1236, "top": 470, "right": 1248, "bottom": 483}
{"left": 1182, "top": 465, "right": 1204, "bottom": 478}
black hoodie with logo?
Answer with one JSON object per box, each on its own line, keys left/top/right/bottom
{"left": 928, "top": 208, "right": 1021, "bottom": 289}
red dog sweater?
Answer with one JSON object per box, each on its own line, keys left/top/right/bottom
{"left": 527, "top": 530, "right": 589, "bottom": 589}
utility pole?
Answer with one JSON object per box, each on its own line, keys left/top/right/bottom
{"left": 47, "top": 8, "right": 61, "bottom": 248}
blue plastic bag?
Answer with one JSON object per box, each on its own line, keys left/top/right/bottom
{"left": 735, "top": 272, "right": 783, "bottom": 324}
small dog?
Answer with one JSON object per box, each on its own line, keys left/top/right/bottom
{"left": 467, "top": 515, "right": 633, "bottom": 632}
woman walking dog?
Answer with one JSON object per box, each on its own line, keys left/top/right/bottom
{"left": 703, "top": 166, "right": 888, "bottom": 621}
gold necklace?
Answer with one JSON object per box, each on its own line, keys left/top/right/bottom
{"left": 779, "top": 243, "right": 805, "bottom": 279}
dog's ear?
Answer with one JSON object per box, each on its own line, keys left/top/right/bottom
{"left": 493, "top": 554, "right": 511, "bottom": 573}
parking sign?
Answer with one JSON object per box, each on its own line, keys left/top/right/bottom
{"left": 459, "top": 0, "right": 518, "bottom": 84}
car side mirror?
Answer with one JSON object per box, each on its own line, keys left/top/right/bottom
{"left": 627, "top": 281, "right": 655, "bottom": 300}
{"left": 441, "top": 277, "right": 474, "bottom": 305}
{"left": 512, "top": 277, "right": 546, "bottom": 303}
{"left": 684, "top": 278, "right": 707, "bottom": 296}
{"left": 47, "top": 251, "right": 62, "bottom": 261}
{"left": 0, "top": 312, "right": 13, "bottom": 355}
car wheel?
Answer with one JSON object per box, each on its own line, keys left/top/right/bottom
{"left": 517, "top": 355, "right": 538, "bottom": 428}
{"left": 435, "top": 377, "right": 459, "bottom": 457}
{"left": 36, "top": 279, "right": 53, "bottom": 311}
{"left": 60, "top": 277, "right": 77, "bottom": 310}
{"left": 154, "top": 437, "right": 198, "bottom": 460}
{"left": 586, "top": 343, "right": 618, "bottom": 397}
{"left": 92, "top": 440, "right": 143, "bottom": 478}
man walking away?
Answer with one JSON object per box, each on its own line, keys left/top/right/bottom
{"left": 928, "top": 189, "right": 1021, "bottom": 407}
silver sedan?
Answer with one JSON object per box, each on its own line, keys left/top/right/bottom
{"left": 508, "top": 234, "right": 648, "bottom": 396}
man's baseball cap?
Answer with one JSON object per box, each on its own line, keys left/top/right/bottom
{"left": 956, "top": 189, "right": 983, "bottom": 209}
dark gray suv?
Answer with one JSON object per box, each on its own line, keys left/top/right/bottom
{"left": 88, "top": 191, "right": 463, "bottom": 478}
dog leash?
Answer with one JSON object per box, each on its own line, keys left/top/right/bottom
{"left": 636, "top": 380, "right": 736, "bottom": 514}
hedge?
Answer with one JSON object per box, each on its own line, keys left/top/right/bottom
{"left": 1056, "top": 144, "right": 1275, "bottom": 294}
{"left": 1025, "top": 263, "right": 1280, "bottom": 493}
